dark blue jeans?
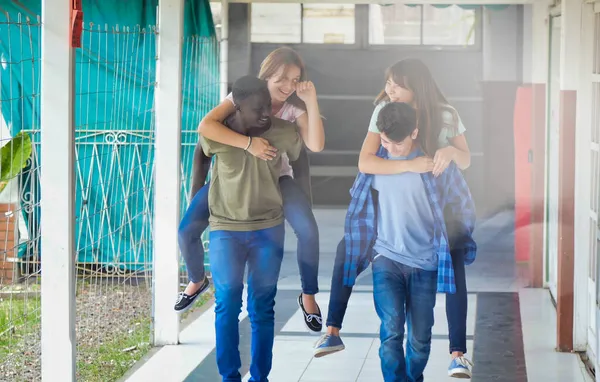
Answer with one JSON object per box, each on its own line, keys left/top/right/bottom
{"left": 372, "top": 256, "right": 438, "bottom": 382}
{"left": 178, "top": 183, "right": 210, "bottom": 283}
{"left": 325, "top": 238, "right": 353, "bottom": 329}
{"left": 179, "top": 177, "right": 319, "bottom": 294}
{"left": 326, "top": 239, "right": 468, "bottom": 355}
{"left": 210, "top": 224, "right": 285, "bottom": 382}
{"left": 446, "top": 248, "right": 468, "bottom": 354}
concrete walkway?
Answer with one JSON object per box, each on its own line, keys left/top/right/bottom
{"left": 125, "top": 209, "right": 592, "bottom": 382}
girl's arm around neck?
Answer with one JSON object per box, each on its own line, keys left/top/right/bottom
{"left": 198, "top": 99, "right": 247, "bottom": 149}
{"left": 358, "top": 132, "right": 412, "bottom": 175}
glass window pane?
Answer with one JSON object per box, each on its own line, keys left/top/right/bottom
{"left": 302, "top": 4, "right": 355, "bottom": 44}
{"left": 422, "top": 5, "right": 476, "bottom": 46}
{"left": 251, "top": 4, "right": 302, "bottom": 43}
{"left": 369, "top": 4, "right": 421, "bottom": 45}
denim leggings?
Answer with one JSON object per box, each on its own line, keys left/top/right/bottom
{"left": 326, "top": 238, "right": 468, "bottom": 354}
{"left": 178, "top": 176, "right": 320, "bottom": 295}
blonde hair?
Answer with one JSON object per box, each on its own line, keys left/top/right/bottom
{"left": 258, "top": 47, "right": 307, "bottom": 111}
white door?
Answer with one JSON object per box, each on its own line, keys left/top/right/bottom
{"left": 545, "top": 15, "right": 562, "bottom": 299}
{"left": 590, "top": 10, "right": 600, "bottom": 370}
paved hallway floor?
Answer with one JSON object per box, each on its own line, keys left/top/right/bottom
{"left": 124, "top": 209, "right": 592, "bottom": 382}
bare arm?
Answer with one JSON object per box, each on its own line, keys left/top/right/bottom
{"left": 295, "top": 103, "right": 324, "bottom": 152}
{"left": 358, "top": 132, "right": 418, "bottom": 174}
{"left": 198, "top": 100, "right": 246, "bottom": 148}
{"left": 294, "top": 81, "right": 325, "bottom": 152}
{"left": 198, "top": 99, "right": 277, "bottom": 160}
{"left": 448, "top": 134, "right": 471, "bottom": 170}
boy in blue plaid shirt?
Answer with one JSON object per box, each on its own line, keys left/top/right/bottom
{"left": 340, "top": 102, "right": 476, "bottom": 382}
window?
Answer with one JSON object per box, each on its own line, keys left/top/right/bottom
{"left": 369, "top": 4, "right": 477, "bottom": 46}
{"left": 251, "top": 4, "right": 355, "bottom": 44}
{"left": 251, "top": 4, "right": 302, "bottom": 44}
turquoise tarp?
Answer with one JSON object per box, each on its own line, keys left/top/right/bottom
{"left": 0, "top": 0, "right": 219, "bottom": 271}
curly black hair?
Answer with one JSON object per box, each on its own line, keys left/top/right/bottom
{"left": 232, "top": 75, "right": 270, "bottom": 105}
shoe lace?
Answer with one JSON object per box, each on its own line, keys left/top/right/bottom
{"left": 175, "top": 292, "right": 186, "bottom": 305}
{"left": 306, "top": 314, "right": 323, "bottom": 325}
{"left": 314, "top": 334, "right": 330, "bottom": 347}
{"left": 456, "top": 356, "right": 474, "bottom": 368}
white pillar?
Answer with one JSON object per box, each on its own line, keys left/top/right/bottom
{"left": 531, "top": 0, "right": 550, "bottom": 85}
{"left": 153, "top": 0, "right": 184, "bottom": 345}
{"left": 220, "top": 0, "right": 229, "bottom": 100}
{"left": 40, "top": 0, "right": 76, "bottom": 380}
{"left": 560, "top": 0, "right": 581, "bottom": 91}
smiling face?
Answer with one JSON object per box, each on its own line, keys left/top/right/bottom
{"left": 237, "top": 91, "right": 272, "bottom": 135}
{"left": 384, "top": 77, "right": 414, "bottom": 104}
{"left": 266, "top": 65, "right": 301, "bottom": 105}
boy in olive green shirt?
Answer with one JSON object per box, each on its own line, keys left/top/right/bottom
{"left": 201, "top": 76, "right": 302, "bottom": 382}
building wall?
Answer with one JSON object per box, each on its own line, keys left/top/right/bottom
{"left": 227, "top": 4, "right": 524, "bottom": 213}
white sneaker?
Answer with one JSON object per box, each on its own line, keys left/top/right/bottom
{"left": 448, "top": 356, "right": 473, "bottom": 379}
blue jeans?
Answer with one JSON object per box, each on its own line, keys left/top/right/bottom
{"left": 326, "top": 239, "right": 469, "bottom": 355}
{"left": 179, "top": 177, "right": 319, "bottom": 294}
{"left": 279, "top": 176, "right": 319, "bottom": 295}
{"left": 210, "top": 224, "right": 285, "bottom": 382}
{"left": 372, "top": 256, "right": 438, "bottom": 382}
{"left": 446, "top": 248, "right": 468, "bottom": 354}
{"left": 325, "top": 238, "right": 353, "bottom": 329}
{"left": 178, "top": 183, "right": 210, "bottom": 283}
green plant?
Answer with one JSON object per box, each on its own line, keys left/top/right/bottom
{"left": 0, "top": 131, "right": 32, "bottom": 193}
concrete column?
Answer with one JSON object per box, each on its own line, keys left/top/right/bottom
{"left": 228, "top": 4, "right": 252, "bottom": 85}
{"left": 480, "top": 6, "right": 521, "bottom": 217}
{"left": 529, "top": 0, "right": 550, "bottom": 289}
{"left": 40, "top": 0, "right": 76, "bottom": 380}
{"left": 153, "top": 0, "right": 184, "bottom": 346}
{"left": 556, "top": 0, "right": 582, "bottom": 353}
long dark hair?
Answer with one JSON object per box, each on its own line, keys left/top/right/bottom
{"left": 258, "top": 47, "right": 308, "bottom": 111}
{"left": 375, "top": 59, "right": 457, "bottom": 156}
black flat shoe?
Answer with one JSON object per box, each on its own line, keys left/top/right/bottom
{"left": 174, "top": 276, "right": 210, "bottom": 314}
{"left": 298, "top": 293, "right": 323, "bottom": 334}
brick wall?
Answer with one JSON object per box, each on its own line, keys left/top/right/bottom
{"left": 0, "top": 203, "right": 17, "bottom": 285}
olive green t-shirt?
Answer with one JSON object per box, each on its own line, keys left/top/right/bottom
{"left": 200, "top": 118, "right": 303, "bottom": 232}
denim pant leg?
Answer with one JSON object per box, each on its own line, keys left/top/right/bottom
{"left": 279, "top": 176, "right": 319, "bottom": 295}
{"left": 325, "top": 238, "right": 354, "bottom": 329}
{"left": 178, "top": 183, "right": 210, "bottom": 283}
{"left": 445, "top": 248, "right": 468, "bottom": 354}
{"left": 405, "top": 267, "right": 438, "bottom": 382}
{"left": 246, "top": 224, "right": 285, "bottom": 382}
{"left": 209, "top": 230, "right": 247, "bottom": 382}
{"left": 372, "top": 256, "right": 408, "bottom": 382}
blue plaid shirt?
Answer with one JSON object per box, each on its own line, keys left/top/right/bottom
{"left": 343, "top": 146, "right": 477, "bottom": 294}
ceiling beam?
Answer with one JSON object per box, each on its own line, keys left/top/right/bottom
{"left": 211, "top": 0, "right": 536, "bottom": 4}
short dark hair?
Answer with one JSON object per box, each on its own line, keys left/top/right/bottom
{"left": 376, "top": 103, "right": 417, "bottom": 143}
{"left": 232, "top": 75, "right": 270, "bottom": 104}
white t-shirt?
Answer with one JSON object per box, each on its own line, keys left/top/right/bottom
{"left": 225, "top": 93, "right": 306, "bottom": 178}
{"left": 367, "top": 101, "right": 466, "bottom": 148}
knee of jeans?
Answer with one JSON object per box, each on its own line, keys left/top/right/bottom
{"left": 380, "top": 317, "right": 404, "bottom": 337}
{"left": 380, "top": 330, "right": 404, "bottom": 346}
{"left": 247, "top": 287, "right": 277, "bottom": 321}
{"left": 292, "top": 218, "right": 318, "bottom": 244}
{"left": 407, "top": 333, "right": 432, "bottom": 355}
{"left": 178, "top": 220, "right": 208, "bottom": 245}
{"left": 214, "top": 285, "right": 243, "bottom": 316}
